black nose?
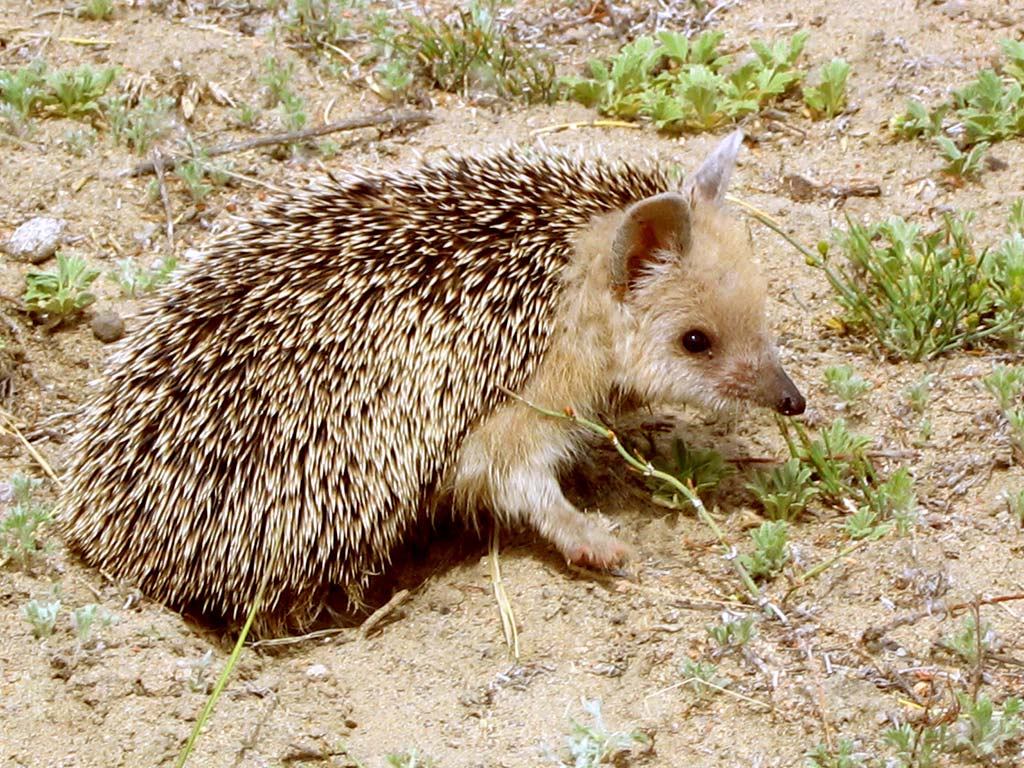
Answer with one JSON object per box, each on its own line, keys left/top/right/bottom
{"left": 777, "top": 390, "right": 806, "bottom": 416}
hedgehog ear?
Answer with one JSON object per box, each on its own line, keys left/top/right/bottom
{"left": 611, "top": 192, "right": 691, "bottom": 300}
{"left": 683, "top": 129, "right": 743, "bottom": 206}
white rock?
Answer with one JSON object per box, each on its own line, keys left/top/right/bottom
{"left": 3, "top": 217, "right": 66, "bottom": 264}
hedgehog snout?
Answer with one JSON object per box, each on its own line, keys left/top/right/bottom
{"left": 769, "top": 366, "right": 806, "bottom": 416}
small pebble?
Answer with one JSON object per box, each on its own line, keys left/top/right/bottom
{"left": 2, "top": 217, "right": 65, "bottom": 264}
{"left": 305, "top": 663, "right": 328, "bottom": 679}
{"left": 91, "top": 310, "right": 126, "bottom": 343}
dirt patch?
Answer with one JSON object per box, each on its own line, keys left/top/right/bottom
{"left": 1, "top": 1, "right": 1023, "bottom": 767}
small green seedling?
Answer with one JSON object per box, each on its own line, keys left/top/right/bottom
{"left": 0, "top": 60, "right": 48, "bottom": 118}
{"left": 23, "top": 599, "right": 60, "bottom": 638}
{"left": 1, "top": 474, "right": 51, "bottom": 568}
{"left": 824, "top": 364, "right": 872, "bottom": 408}
{"left": 943, "top": 614, "right": 993, "bottom": 666}
{"left": 804, "top": 738, "right": 867, "bottom": 768}
{"left": 385, "top": 749, "right": 436, "bottom": 768}
{"left": 843, "top": 507, "right": 891, "bottom": 540}
{"left": 232, "top": 102, "right": 259, "bottom": 128}
{"left": 983, "top": 365, "right": 1024, "bottom": 411}
{"left": 78, "top": 0, "right": 115, "bottom": 20}
{"left": 72, "top": 604, "right": 114, "bottom": 643}
{"left": 43, "top": 65, "right": 117, "bottom": 119}
{"left": 185, "top": 649, "right": 214, "bottom": 693}
{"left": 23, "top": 253, "right": 100, "bottom": 328}
{"left": 802, "top": 58, "right": 850, "bottom": 119}
{"left": 746, "top": 458, "right": 818, "bottom": 522}
{"left": 651, "top": 438, "right": 732, "bottom": 505}
{"left": 104, "top": 94, "right": 174, "bottom": 154}
{"left": 883, "top": 723, "right": 947, "bottom": 768}
{"left": 63, "top": 126, "right": 97, "bottom": 156}
{"left": 261, "top": 57, "right": 308, "bottom": 133}
{"left": 559, "top": 699, "right": 649, "bottom": 768}
{"left": 951, "top": 693, "right": 1022, "bottom": 759}
{"left": 785, "top": 418, "right": 873, "bottom": 502}
{"left": 108, "top": 256, "right": 178, "bottom": 298}
{"left": 738, "top": 520, "right": 789, "bottom": 580}
{"left": 904, "top": 373, "right": 934, "bottom": 414}
{"left": 282, "top": 0, "right": 357, "bottom": 50}
{"left": 680, "top": 658, "right": 729, "bottom": 699}
{"left": 889, "top": 99, "right": 946, "bottom": 139}
{"left": 1003, "top": 487, "right": 1024, "bottom": 525}
{"left": 706, "top": 613, "right": 756, "bottom": 653}
{"left": 936, "top": 136, "right": 988, "bottom": 181}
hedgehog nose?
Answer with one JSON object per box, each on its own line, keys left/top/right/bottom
{"left": 774, "top": 369, "right": 806, "bottom": 416}
{"left": 778, "top": 391, "right": 806, "bottom": 416}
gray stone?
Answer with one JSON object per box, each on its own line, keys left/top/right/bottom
{"left": 2, "top": 217, "right": 66, "bottom": 264}
{"left": 91, "top": 310, "right": 126, "bottom": 343}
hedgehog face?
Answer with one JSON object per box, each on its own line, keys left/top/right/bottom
{"left": 608, "top": 131, "right": 805, "bottom": 417}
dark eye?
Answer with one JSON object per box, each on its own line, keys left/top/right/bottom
{"left": 681, "top": 329, "right": 711, "bottom": 354}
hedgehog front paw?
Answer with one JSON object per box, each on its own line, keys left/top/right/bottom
{"left": 538, "top": 507, "right": 633, "bottom": 570}
{"left": 562, "top": 528, "right": 633, "bottom": 570}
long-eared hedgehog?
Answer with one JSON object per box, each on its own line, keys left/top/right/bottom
{"left": 57, "top": 130, "right": 805, "bottom": 633}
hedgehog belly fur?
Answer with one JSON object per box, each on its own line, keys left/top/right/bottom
{"left": 56, "top": 148, "right": 672, "bottom": 632}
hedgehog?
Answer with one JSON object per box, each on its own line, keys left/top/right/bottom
{"left": 57, "top": 130, "right": 805, "bottom": 633}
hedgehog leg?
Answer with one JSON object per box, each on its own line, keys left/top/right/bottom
{"left": 454, "top": 421, "right": 633, "bottom": 569}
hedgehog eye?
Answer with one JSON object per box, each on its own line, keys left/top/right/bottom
{"left": 680, "top": 329, "right": 711, "bottom": 354}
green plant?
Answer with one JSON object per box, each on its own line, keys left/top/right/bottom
{"left": 233, "top": 102, "right": 259, "bottom": 128}
{"left": 185, "top": 650, "right": 214, "bottom": 693}
{"left": 936, "top": 136, "right": 988, "bottom": 181}
{"left": 889, "top": 39, "right": 1024, "bottom": 175}
{"left": 944, "top": 614, "right": 994, "bottom": 666}
{"left": 43, "top": 65, "right": 117, "bottom": 119}
{"left": 706, "top": 613, "right": 756, "bottom": 652}
{"left": 810, "top": 211, "right": 1024, "bottom": 360}
{"left": 1004, "top": 487, "right": 1024, "bottom": 525}
{"left": 883, "top": 723, "right": 946, "bottom": 768}
{"left": 23, "top": 599, "right": 60, "bottom": 638}
{"left": 175, "top": 150, "right": 231, "bottom": 202}
{"left": 904, "top": 374, "right": 934, "bottom": 414}
{"left": 261, "top": 57, "right": 308, "bottom": 132}
{"left": 563, "top": 30, "right": 810, "bottom": 133}
{"left": 951, "top": 693, "right": 1022, "bottom": 759}
{"left": 79, "top": 0, "right": 115, "bottom": 20}
{"left": 0, "top": 60, "right": 48, "bottom": 118}
{"left": 63, "top": 125, "right": 97, "bottom": 156}
{"left": 738, "top": 521, "right": 789, "bottom": 579}
{"left": 394, "top": 1, "right": 556, "bottom": 103}
{"left": 680, "top": 658, "right": 729, "bottom": 699}
{"left": 282, "top": 0, "right": 360, "bottom": 50}
{"left": 824, "top": 364, "right": 872, "bottom": 408}
{"left": 782, "top": 418, "right": 874, "bottom": 502}
{"left": 108, "top": 255, "right": 178, "bottom": 298}
{"left": 72, "top": 604, "right": 114, "bottom": 643}
{"left": 889, "top": 99, "right": 947, "bottom": 139}
{"left": 1, "top": 474, "right": 51, "bottom": 568}
{"left": 804, "top": 738, "right": 866, "bottom": 768}
{"left": 651, "top": 438, "right": 732, "bottom": 505}
{"left": 558, "top": 699, "right": 649, "bottom": 767}
{"left": 746, "top": 458, "right": 818, "bottom": 522}
{"left": 802, "top": 58, "right": 850, "bottom": 119}
{"left": 843, "top": 507, "right": 891, "bottom": 540}
{"left": 23, "top": 253, "right": 100, "bottom": 328}
{"left": 105, "top": 94, "right": 175, "bottom": 154}
{"left": 983, "top": 365, "right": 1024, "bottom": 411}
{"left": 385, "top": 749, "right": 435, "bottom": 768}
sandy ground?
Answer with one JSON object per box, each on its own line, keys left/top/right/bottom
{"left": 1, "top": 0, "right": 1022, "bottom": 766}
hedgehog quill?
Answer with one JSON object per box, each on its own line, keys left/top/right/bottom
{"left": 58, "top": 130, "right": 805, "bottom": 633}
